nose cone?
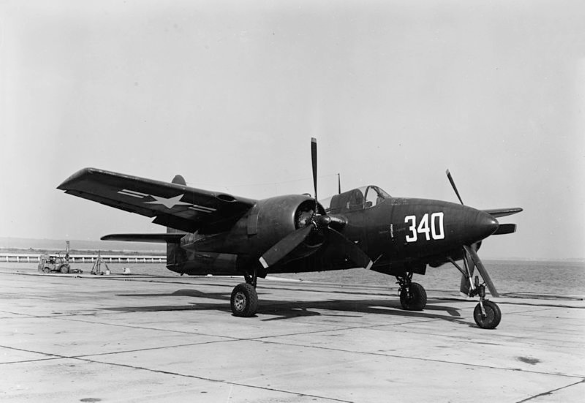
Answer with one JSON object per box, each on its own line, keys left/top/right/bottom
{"left": 468, "top": 209, "right": 499, "bottom": 243}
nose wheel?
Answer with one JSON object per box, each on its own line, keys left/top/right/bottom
{"left": 473, "top": 299, "right": 501, "bottom": 329}
{"left": 469, "top": 282, "right": 501, "bottom": 329}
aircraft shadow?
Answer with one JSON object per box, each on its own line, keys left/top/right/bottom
{"left": 108, "top": 288, "right": 469, "bottom": 326}
{"left": 257, "top": 297, "right": 462, "bottom": 323}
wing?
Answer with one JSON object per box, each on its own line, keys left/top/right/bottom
{"left": 58, "top": 168, "right": 257, "bottom": 233}
{"left": 482, "top": 207, "right": 523, "bottom": 218}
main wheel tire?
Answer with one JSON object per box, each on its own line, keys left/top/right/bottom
{"left": 60, "top": 265, "right": 70, "bottom": 274}
{"left": 400, "top": 282, "right": 427, "bottom": 311}
{"left": 474, "top": 300, "right": 501, "bottom": 329}
{"left": 230, "top": 283, "right": 258, "bottom": 317}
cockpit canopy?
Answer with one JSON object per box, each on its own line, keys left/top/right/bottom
{"left": 323, "top": 185, "right": 391, "bottom": 214}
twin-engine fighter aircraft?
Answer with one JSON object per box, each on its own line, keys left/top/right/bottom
{"left": 58, "top": 139, "right": 522, "bottom": 329}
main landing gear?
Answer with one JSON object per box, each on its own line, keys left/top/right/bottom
{"left": 397, "top": 273, "right": 428, "bottom": 311}
{"left": 230, "top": 268, "right": 259, "bottom": 317}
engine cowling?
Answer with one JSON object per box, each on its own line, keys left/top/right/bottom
{"left": 245, "top": 194, "right": 325, "bottom": 261}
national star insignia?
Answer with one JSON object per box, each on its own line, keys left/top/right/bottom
{"left": 146, "top": 194, "right": 191, "bottom": 209}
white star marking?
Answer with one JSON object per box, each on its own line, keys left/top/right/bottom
{"left": 146, "top": 194, "right": 191, "bottom": 209}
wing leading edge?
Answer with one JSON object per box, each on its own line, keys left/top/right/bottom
{"left": 58, "top": 168, "right": 257, "bottom": 233}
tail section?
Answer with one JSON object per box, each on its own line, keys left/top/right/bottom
{"left": 101, "top": 173, "right": 190, "bottom": 273}
{"left": 100, "top": 233, "right": 185, "bottom": 267}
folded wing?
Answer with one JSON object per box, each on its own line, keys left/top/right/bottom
{"left": 58, "top": 168, "right": 256, "bottom": 233}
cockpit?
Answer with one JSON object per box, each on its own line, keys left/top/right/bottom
{"left": 323, "top": 185, "right": 391, "bottom": 214}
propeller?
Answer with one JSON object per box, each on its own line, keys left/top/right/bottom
{"left": 259, "top": 225, "right": 313, "bottom": 269}
{"left": 459, "top": 243, "right": 477, "bottom": 295}
{"left": 259, "top": 139, "right": 372, "bottom": 271}
{"left": 311, "top": 138, "right": 318, "bottom": 207}
{"left": 446, "top": 170, "right": 464, "bottom": 205}
{"left": 327, "top": 228, "right": 373, "bottom": 269}
{"left": 446, "top": 170, "right": 499, "bottom": 297}
{"left": 464, "top": 245, "right": 499, "bottom": 297}
{"left": 493, "top": 223, "right": 516, "bottom": 235}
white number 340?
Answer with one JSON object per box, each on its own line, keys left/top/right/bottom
{"left": 405, "top": 213, "right": 445, "bottom": 242}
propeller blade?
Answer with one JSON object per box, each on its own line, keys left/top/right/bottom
{"left": 463, "top": 245, "right": 499, "bottom": 297}
{"left": 460, "top": 244, "right": 477, "bottom": 295}
{"left": 446, "top": 169, "right": 464, "bottom": 205}
{"left": 493, "top": 223, "right": 517, "bottom": 235}
{"left": 311, "top": 138, "right": 318, "bottom": 203}
{"left": 259, "top": 225, "right": 313, "bottom": 269}
{"left": 338, "top": 173, "right": 341, "bottom": 195}
{"left": 327, "top": 228, "right": 373, "bottom": 270}
{"left": 459, "top": 272, "right": 470, "bottom": 295}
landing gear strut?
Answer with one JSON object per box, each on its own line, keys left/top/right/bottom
{"left": 230, "top": 268, "right": 259, "bottom": 317}
{"left": 449, "top": 258, "right": 502, "bottom": 329}
{"left": 397, "top": 273, "right": 427, "bottom": 311}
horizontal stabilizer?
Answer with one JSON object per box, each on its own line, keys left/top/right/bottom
{"left": 483, "top": 208, "right": 523, "bottom": 218}
{"left": 493, "top": 223, "right": 516, "bottom": 235}
{"left": 101, "top": 233, "right": 185, "bottom": 243}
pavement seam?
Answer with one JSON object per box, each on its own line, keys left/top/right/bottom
{"left": 5, "top": 309, "right": 580, "bottom": 355}
{"left": 26, "top": 312, "right": 422, "bottom": 342}
{"left": 3, "top": 333, "right": 583, "bottom": 384}
{"left": 250, "top": 338, "right": 585, "bottom": 380}
{"left": 0, "top": 339, "right": 241, "bottom": 362}
{"left": 515, "top": 378, "right": 585, "bottom": 402}
{"left": 0, "top": 355, "right": 61, "bottom": 365}
{"left": 5, "top": 313, "right": 582, "bottom": 381}
{"left": 0, "top": 340, "right": 247, "bottom": 362}
{"left": 0, "top": 344, "right": 75, "bottom": 362}
{"left": 71, "top": 356, "right": 354, "bottom": 403}
{"left": 72, "top": 339, "right": 242, "bottom": 358}
{"left": 0, "top": 335, "right": 371, "bottom": 402}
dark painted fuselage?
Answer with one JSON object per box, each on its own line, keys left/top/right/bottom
{"left": 169, "top": 186, "right": 498, "bottom": 279}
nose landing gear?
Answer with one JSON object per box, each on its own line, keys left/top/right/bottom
{"left": 468, "top": 279, "right": 501, "bottom": 329}
{"left": 449, "top": 257, "right": 502, "bottom": 329}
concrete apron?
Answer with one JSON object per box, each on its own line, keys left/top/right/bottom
{"left": 0, "top": 269, "right": 583, "bottom": 402}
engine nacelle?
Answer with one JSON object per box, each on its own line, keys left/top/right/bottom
{"left": 185, "top": 194, "right": 326, "bottom": 268}
{"left": 246, "top": 194, "right": 325, "bottom": 258}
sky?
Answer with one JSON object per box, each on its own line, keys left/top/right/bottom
{"left": 0, "top": 0, "right": 584, "bottom": 260}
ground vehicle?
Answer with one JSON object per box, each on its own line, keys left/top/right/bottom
{"left": 37, "top": 242, "right": 82, "bottom": 274}
{"left": 38, "top": 254, "right": 71, "bottom": 273}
